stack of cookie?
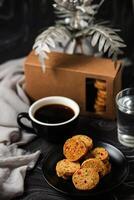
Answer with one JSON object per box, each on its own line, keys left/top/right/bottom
{"left": 94, "top": 79, "right": 107, "bottom": 114}
{"left": 56, "top": 135, "right": 111, "bottom": 191}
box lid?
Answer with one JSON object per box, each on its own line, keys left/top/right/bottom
{"left": 25, "top": 51, "right": 121, "bottom": 78}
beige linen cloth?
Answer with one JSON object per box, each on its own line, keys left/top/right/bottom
{"left": 0, "top": 58, "right": 40, "bottom": 199}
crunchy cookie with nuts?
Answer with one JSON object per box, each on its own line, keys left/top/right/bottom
{"left": 72, "top": 167, "right": 99, "bottom": 190}
{"left": 90, "top": 147, "right": 109, "bottom": 162}
{"left": 63, "top": 137, "right": 88, "bottom": 161}
{"left": 56, "top": 159, "right": 80, "bottom": 179}
{"left": 94, "top": 104, "right": 105, "bottom": 113}
{"left": 100, "top": 160, "right": 111, "bottom": 177}
{"left": 72, "top": 135, "right": 93, "bottom": 150}
{"left": 95, "top": 99, "right": 106, "bottom": 107}
{"left": 97, "top": 90, "right": 107, "bottom": 99}
{"left": 94, "top": 80, "right": 106, "bottom": 90}
{"left": 81, "top": 158, "right": 104, "bottom": 174}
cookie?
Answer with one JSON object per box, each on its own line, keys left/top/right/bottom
{"left": 97, "top": 96, "right": 106, "bottom": 103}
{"left": 94, "top": 104, "right": 105, "bottom": 112}
{"left": 56, "top": 159, "right": 80, "bottom": 178}
{"left": 72, "top": 135, "right": 93, "bottom": 150}
{"left": 81, "top": 158, "right": 104, "bottom": 174}
{"left": 90, "top": 147, "right": 109, "bottom": 162}
{"left": 95, "top": 99, "right": 106, "bottom": 107}
{"left": 63, "top": 138, "right": 88, "bottom": 161}
{"left": 72, "top": 168, "right": 99, "bottom": 190}
{"left": 97, "top": 90, "right": 107, "bottom": 99}
{"left": 94, "top": 80, "right": 106, "bottom": 90}
{"left": 102, "top": 160, "right": 111, "bottom": 176}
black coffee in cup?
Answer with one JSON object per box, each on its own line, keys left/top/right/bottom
{"left": 17, "top": 96, "right": 80, "bottom": 143}
{"left": 34, "top": 104, "right": 75, "bottom": 124}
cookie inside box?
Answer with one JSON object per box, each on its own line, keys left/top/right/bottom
{"left": 86, "top": 78, "right": 106, "bottom": 114}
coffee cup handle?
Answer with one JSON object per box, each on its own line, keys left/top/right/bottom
{"left": 17, "top": 112, "right": 34, "bottom": 133}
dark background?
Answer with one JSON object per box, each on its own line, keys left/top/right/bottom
{"left": 0, "top": 0, "right": 134, "bottom": 87}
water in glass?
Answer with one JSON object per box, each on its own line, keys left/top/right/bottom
{"left": 117, "top": 94, "right": 134, "bottom": 147}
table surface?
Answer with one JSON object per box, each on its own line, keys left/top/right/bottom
{"left": 14, "top": 116, "right": 134, "bottom": 200}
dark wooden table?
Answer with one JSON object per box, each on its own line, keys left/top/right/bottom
{"left": 15, "top": 116, "right": 134, "bottom": 200}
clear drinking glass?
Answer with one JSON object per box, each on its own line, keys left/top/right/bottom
{"left": 116, "top": 88, "right": 134, "bottom": 147}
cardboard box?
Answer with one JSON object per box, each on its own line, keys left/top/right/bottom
{"left": 24, "top": 51, "right": 122, "bottom": 119}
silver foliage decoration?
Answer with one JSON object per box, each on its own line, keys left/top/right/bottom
{"left": 33, "top": 0, "right": 126, "bottom": 71}
{"left": 33, "top": 25, "right": 71, "bottom": 71}
{"left": 54, "top": 0, "right": 80, "bottom": 11}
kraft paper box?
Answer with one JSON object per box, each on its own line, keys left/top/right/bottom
{"left": 24, "top": 51, "right": 122, "bottom": 119}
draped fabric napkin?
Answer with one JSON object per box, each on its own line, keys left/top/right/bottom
{"left": 0, "top": 58, "right": 40, "bottom": 199}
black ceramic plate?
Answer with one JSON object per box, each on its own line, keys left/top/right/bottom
{"left": 42, "top": 142, "right": 129, "bottom": 197}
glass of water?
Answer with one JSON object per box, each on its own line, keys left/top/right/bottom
{"left": 116, "top": 88, "right": 134, "bottom": 147}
